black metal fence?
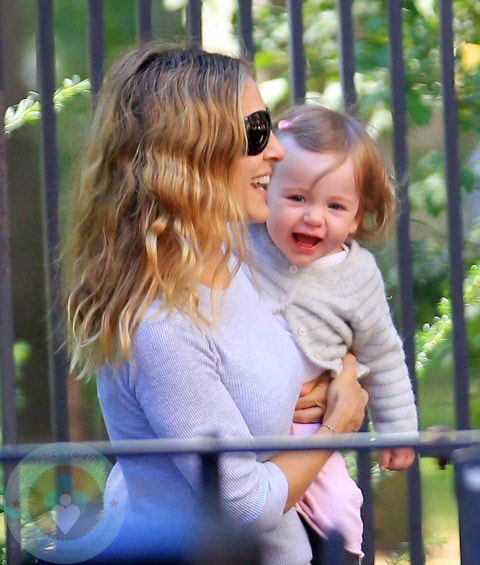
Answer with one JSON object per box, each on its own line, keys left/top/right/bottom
{"left": 0, "top": 1, "right": 477, "bottom": 564}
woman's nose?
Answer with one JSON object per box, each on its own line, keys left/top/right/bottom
{"left": 264, "top": 132, "right": 285, "bottom": 162}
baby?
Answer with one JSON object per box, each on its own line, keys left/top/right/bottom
{"left": 248, "top": 104, "right": 418, "bottom": 559}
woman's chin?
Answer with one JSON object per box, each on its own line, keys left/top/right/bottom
{"left": 247, "top": 203, "right": 269, "bottom": 224}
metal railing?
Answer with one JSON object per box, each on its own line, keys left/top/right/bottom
{"left": 1, "top": 432, "right": 480, "bottom": 564}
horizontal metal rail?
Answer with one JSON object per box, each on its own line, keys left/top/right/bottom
{"left": 1, "top": 430, "right": 479, "bottom": 461}
{"left": 3, "top": 432, "right": 478, "bottom": 563}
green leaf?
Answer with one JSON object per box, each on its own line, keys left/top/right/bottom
{"left": 406, "top": 90, "right": 432, "bottom": 126}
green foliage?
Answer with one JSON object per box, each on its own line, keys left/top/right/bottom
{"left": 0, "top": 341, "right": 31, "bottom": 417}
{"left": 416, "top": 298, "right": 452, "bottom": 378}
{"left": 249, "top": 0, "right": 480, "bottom": 434}
{"left": 415, "top": 262, "right": 480, "bottom": 378}
{"left": 386, "top": 534, "right": 448, "bottom": 565}
{"left": 413, "top": 260, "right": 480, "bottom": 427}
{"left": 344, "top": 452, "right": 388, "bottom": 490}
{"left": 12, "top": 341, "right": 31, "bottom": 411}
{"left": 4, "top": 0, "right": 478, "bottom": 387}
{"left": 251, "top": 0, "right": 480, "bottom": 254}
{"left": 3, "top": 75, "right": 90, "bottom": 136}
{"left": 1, "top": 0, "right": 478, "bottom": 417}
{"left": 4, "top": 0, "right": 478, "bottom": 407}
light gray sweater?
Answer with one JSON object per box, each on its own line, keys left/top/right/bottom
{"left": 97, "top": 267, "right": 313, "bottom": 564}
{"left": 248, "top": 223, "right": 418, "bottom": 434}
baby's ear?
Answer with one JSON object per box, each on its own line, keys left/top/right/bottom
{"left": 349, "top": 214, "right": 361, "bottom": 235}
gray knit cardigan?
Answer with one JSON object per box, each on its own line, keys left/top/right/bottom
{"left": 247, "top": 223, "right": 418, "bottom": 434}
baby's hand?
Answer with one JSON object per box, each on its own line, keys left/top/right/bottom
{"left": 293, "top": 374, "right": 330, "bottom": 424}
{"left": 379, "top": 448, "right": 415, "bottom": 471}
{"left": 299, "top": 379, "right": 318, "bottom": 397}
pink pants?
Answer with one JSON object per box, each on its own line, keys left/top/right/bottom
{"left": 291, "top": 422, "right": 364, "bottom": 557}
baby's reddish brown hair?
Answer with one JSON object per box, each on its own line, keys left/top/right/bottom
{"left": 275, "top": 104, "right": 395, "bottom": 241}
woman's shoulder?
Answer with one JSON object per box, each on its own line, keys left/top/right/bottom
{"left": 132, "top": 300, "right": 201, "bottom": 352}
{"left": 133, "top": 271, "right": 259, "bottom": 342}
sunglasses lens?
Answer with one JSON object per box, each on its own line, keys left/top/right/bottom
{"left": 244, "top": 110, "right": 271, "bottom": 156}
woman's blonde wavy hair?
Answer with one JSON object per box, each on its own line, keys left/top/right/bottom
{"left": 275, "top": 104, "right": 395, "bottom": 241}
{"left": 63, "top": 44, "right": 253, "bottom": 379}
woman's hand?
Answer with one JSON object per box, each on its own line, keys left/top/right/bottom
{"left": 322, "top": 353, "right": 368, "bottom": 434}
{"left": 271, "top": 353, "right": 368, "bottom": 511}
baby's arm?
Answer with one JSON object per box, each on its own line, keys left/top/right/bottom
{"left": 351, "top": 250, "right": 418, "bottom": 471}
{"left": 296, "top": 377, "right": 415, "bottom": 469}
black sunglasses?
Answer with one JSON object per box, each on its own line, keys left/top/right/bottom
{"left": 244, "top": 109, "right": 272, "bottom": 156}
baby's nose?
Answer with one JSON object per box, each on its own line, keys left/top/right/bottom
{"left": 303, "top": 208, "right": 325, "bottom": 225}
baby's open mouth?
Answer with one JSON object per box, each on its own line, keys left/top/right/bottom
{"left": 293, "top": 233, "right": 320, "bottom": 248}
{"left": 251, "top": 175, "right": 270, "bottom": 191}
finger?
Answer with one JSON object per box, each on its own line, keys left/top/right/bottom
{"left": 295, "top": 390, "right": 327, "bottom": 410}
{"left": 295, "top": 377, "right": 330, "bottom": 410}
{"left": 341, "top": 352, "right": 357, "bottom": 370}
{"left": 387, "top": 458, "right": 407, "bottom": 471}
{"left": 293, "top": 406, "right": 325, "bottom": 424}
{"left": 378, "top": 450, "right": 392, "bottom": 471}
{"left": 299, "top": 379, "right": 317, "bottom": 397}
{"left": 386, "top": 448, "right": 416, "bottom": 471}
{"left": 336, "top": 353, "right": 357, "bottom": 382}
{"left": 390, "top": 453, "right": 416, "bottom": 471}
{"left": 295, "top": 394, "right": 327, "bottom": 412}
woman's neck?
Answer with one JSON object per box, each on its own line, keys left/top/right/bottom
{"left": 200, "top": 249, "right": 230, "bottom": 289}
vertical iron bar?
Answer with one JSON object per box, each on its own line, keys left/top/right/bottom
{"left": 37, "top": 0, "right": 69, "bottom": 442}
{"left": 336, "top": 0, "right": 356, "bottom": 111}
{"left": 387, "top": 0, "right": 416, "bottom": 391}
{"left": 386, "top": 3, "right": 424, "bottom": 564}
{"left": 200, "top": 452, "right": 221, "bottom": 518}
{"left": 357, "top": 432, "right": 374, "bottom": 564}
{"left": 237, "top": 0, "right": 253, "bottom": 61}
{"left": 0, "top": 1, "right": 22, "bottom": 562}
{"left": 87, "top": 0, "right": 104, "bottom": 105}
{"left": 438, "top": 0, "right": 470, "bottom": 431}
{"left": 322, "top": 529, "right": 347, "bottom": 565}
{"left": 136, "top": 0, "right": 152, "bottom": 45}
{"left": 0, "top": 0, "right": 17, "bottom": 449}
{"left": 336, "top": 2, "right": 374, "bottom": 561}
{"left": 453, "top": 446, "right": 480, "bottom": 565}
{"left": 186, "top": 0, "right": 202, "bottom": 49}
{"left": 406, "top": 462, "right": 424, "bottom": 565}
{"left": 286, "top": 0, "right": 305, "bottom": 104}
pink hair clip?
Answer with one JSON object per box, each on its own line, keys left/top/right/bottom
{"left": 277, "top": 113, "right": 304, "bottom": 130}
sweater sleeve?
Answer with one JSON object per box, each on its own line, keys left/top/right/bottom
{"left": 130, "top": 315, "right": 289, "bottom": 533}
{"left": 351, "top": 254, "right": 418, "bottom": 434}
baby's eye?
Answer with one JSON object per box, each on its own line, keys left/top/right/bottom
{"left": 329, "top": 203, "right": 343, "bottom": 210}
{"left": 290, "top": 195, "right": 305, "bottom": 203}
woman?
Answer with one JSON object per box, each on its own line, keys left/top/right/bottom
{"left": 63, "top": 44, "right": 368, "bottom": 564}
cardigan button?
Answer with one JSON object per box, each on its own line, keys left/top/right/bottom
{"left": 297, "top": 327, "right": 307, "bottom": 336}
{"left": 289, "top": 265, "right": 298, "bottom": 274}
